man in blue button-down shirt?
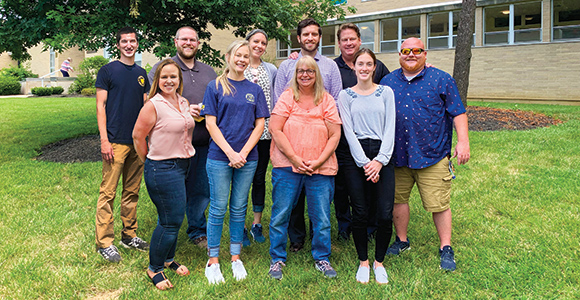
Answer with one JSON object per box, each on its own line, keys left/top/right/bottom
{"left": 379, "top": 37, "right": 470, "bottom": 271}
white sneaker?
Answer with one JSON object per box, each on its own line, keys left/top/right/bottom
{"left": 356, "top": 265, "right": 370, "bottom": 283}
{"left": 373, "top": 262, "right": 389, "bottom": 284}
{"left": 205, "top": 261, "right": 225, "bottom": 284}
{"left": 231, "top": 259, "right": 248, "bottom": 281}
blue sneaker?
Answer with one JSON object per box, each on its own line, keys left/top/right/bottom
{"left": 439, "top": 245, "right": 456, "bottom": 271}
{"left": 386, "top": 236, "right": 410, "bottom": 255}
{"left": 250, "top": 224, "right": 266, "bottom": 243}
{"left": 243, "top": 228, "right": 251, "bottom": 247}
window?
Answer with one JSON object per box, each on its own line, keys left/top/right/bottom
{"left": 357, "top": 21, "right": 375, "bottom": 51}
{"left": 277, "top": 32, "right": 300, "bottom": 59}
{"left": 135, "top": 52, "right": 142, "bottom": 67}
{"left": 428, "top": 11, "right": 459, "bottom": 49}
{"left": 553, "top": 0, "right": 580, "bottom": 40}
{"left": 484, "top": 2, "right": 542, "bottom": 45}
{"left": 381, "top": 15, "right": 420, "bottom": 52}
{"left": 320, "top": 26, "right": 336, "bottom": 56}
{"left": 49, "top": 48, "right": 55, "bottom": 73}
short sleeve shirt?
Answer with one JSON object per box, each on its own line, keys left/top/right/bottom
{"left": 201, "top": 78, "right": 270, "bottom": 161}
{"left": 379, "top": 67, "right": 466, "bottom": 169}
{"left": 95, "top": 61, "right": 150, "bottom": 144}
{"left": 270, "top": 90, "right": 342, "bottom": 176}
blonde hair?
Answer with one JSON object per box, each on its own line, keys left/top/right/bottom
{"left": 290, "top": 56, "right": 325, "bottom": 105}
{"left": 216, "top": 40, "right": 250, "bottom": 96}
{"left": 148, "top": 59, "right": 183, "bottom": 100}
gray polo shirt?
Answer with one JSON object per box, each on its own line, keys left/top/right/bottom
{"left": 149, "top": 55, "right": 217, "bottom": 146}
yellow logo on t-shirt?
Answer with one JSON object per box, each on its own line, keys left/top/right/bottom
{"left": 138, "top": 76, "right": 145, "bottom": 87}
{"left": 245, "top": 93, "right": 255, "bottom": 103}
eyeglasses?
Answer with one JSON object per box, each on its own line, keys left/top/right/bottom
{"left": 178, "top": 38, "right": 198, "bottom": 43}
{"left": 297, "top": 69, "right": 315, "bottom": 75}
{"left": 400, "top": 48, "right": 425, "bottom": 55}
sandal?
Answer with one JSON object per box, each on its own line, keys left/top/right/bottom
{"left": 166, "top": 261, "right": 190, "bottom": 276}
{"left": 149, "top": 271, "right": 173, "bottom": 290}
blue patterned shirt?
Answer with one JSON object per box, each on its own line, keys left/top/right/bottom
{"left": 379, "top": 67, "right": 466, "bottom": 169}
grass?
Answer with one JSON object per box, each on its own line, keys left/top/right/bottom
{"left": 0, "top": 97, "right": 579, "bottom": 299}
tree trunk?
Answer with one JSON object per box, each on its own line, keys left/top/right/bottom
{"left": 453, "top": 0, "right": 476, "bottom": 107}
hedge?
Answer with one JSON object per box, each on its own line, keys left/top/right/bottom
{"left": 0, "top": 76, "right": 21, "bottom": 95}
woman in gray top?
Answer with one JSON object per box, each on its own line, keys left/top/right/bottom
{"left": 243, "top": 29, "right": 277, "bottom": 245}
{"left": 337, "top": 48, "right": 395, "bottom": 285}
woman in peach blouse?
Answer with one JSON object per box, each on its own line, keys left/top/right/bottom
{"left": 267, "top": 56, "right": 341, "bottom": 280}
{"left": 133, "top": 59, "right": 195, "bottom": 290}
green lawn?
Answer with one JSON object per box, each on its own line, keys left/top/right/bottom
{"left": 0, "top": 97, "right": 578, "bottom": 299}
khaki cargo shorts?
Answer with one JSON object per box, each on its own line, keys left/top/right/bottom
{"left": 394, "top": 157, "right": 453, "bottom": 213}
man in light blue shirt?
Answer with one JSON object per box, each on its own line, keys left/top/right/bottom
{"left": 274, "top": 18, "right": 342, "bottom": 103}
{"left": 273, "top": 17, "right": 342, "bottom": 253}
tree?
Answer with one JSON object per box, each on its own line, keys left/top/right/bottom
{"left": 0, "top": 0, "right": 355, "bottom": 67}
{"left": 452, "top": 0, "right": 476, "bottom": 106}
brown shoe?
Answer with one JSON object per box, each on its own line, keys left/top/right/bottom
{"left": 192, "top": 236, "right": 208, "bottom": 248}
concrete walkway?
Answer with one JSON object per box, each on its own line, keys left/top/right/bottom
{"left": 0, "top": 95, "right": 30, "bottom": 99}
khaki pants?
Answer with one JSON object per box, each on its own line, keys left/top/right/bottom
{"left": 95, "top": 143, "right": 144, "bottom": 249}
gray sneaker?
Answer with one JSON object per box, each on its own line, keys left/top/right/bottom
{"left": 315, "top": 260, "right": 337, "bottom": 278}
{"left": 98, "top": 245, "right": 122, "bottom": 263}
{"left": 269, "top": 260, "right": 285, "bottom": 280}
{"left": 119, "top": 236, "right": 149, "bottom": 252}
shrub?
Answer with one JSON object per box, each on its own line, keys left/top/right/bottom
{"left": 70, "top": 56, "right": 109, "bottom": 94}
{"left": 51, "top": 86, "right": 64, "bottom": 95}
{"left": 69, "top": 73, "right": 96, "bottom": 94}
{"left": 0, "top": 66, "right": 38, "bottom": 81}
{"left": 81, "top": 87, "right": 96, "bottom": 96}
{"left": 31, "top": 87, "right": 53, "bottom": 96}
{"left": 0, "top": 76, "right": 21, "bottom": 95}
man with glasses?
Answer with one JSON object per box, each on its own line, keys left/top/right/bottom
{"left": 273, "top": 18, "right": 342, "bottom": 254}
{"left": 379, "top": 37, "right": 470, "bottom": 271}
{"left": 148, "top": 26, "right": 217, "bottom": 249}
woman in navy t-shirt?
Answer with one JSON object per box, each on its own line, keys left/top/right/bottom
{"left": 201, "top": 39, "right": 269, "bottom": 284}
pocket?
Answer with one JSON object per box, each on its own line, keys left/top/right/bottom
{"left": 153, "top": 160, "right": 177, "bottom": 171}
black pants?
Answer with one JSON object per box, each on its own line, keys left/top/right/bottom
{"left": 251, "top": 139, "right": 271, "bottom": 213}
{"left": 343, "top": 139, "right": 394, "bottom": 262}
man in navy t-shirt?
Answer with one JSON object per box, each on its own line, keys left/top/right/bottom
{"left": 95, "top": 27, "right": 151, "bottom": 263}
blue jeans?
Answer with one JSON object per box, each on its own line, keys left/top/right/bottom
{"left": 185, "top": 145, "right": 210, "bottom": 240}
{"left": 269, "top": 167, "right": 334, "bottom": 263}
{"left": 206, "top": 159, "right": 257, "bottom": 257}
{"left": 144, "top": 158, "right": 190, "bottom": 273}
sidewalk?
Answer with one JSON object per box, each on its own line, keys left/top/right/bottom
{"left": 0, "top": 95, "right": 30, "bottom": 99}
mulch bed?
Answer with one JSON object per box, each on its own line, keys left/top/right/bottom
{"left": 36, "top": 106, "right": 562, "bottom": 163}
{"left": 467, "top": 106, "right": 561, "bottom": 131}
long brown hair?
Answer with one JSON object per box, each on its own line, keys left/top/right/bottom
{"left": 216, "top": 40, "right": 250, "bottom": 96}
{"left": 148, "top": 59, "right": 183, "bottom": 100}
{"left": 290, "top": 56, "right": 325, "bottom": 105}
{"left": 354, "top": 48, "right": 377, "bottom": 79}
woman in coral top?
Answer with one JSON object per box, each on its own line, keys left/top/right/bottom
{"left": 133, "top": 59, "right": 196, "bottom": 290}
{"left": 267, "top": 56, "right": 341, "bottom": 280}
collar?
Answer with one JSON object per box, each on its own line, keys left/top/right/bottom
{"left": 173, "top": 55, "right": 199, "bottom": 72}
{"left": 297, "top": 51, "right": 322, "bottom": 62}
{"left": 334, "top": 55, "right": 347, "bottom": 68}
{"left": 395, "top": 66, "right": 427, "bottom": 81}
